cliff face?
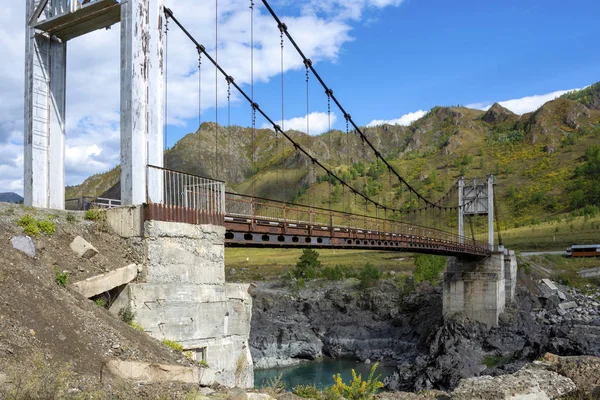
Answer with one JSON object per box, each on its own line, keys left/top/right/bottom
{"left": 249, "top": 277, "right": 600, "bottom": 392}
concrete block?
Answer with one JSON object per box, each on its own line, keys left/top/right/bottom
{"left": 70, "top": 236, "right": 99, "bottom": 259}
{"left": 578, "top": 267, "right": 600, "bottom": 278}
{"left": 444, "top": 253, "right": 506, "bottom": 327}
{"left": 559, "top": 301, "right": 578, "bottom": 310}
{"left": 70, "top": 264, "right": 138, "bottom": 298}
{"left": 11, "top": 235, "right": 36, "bottom": 257}
{"left": 541, "top": 278, "right": 558, "bottom": 291}
{"left": 106, "top": 205, "right": 144, "bottom": 238}
{"left": 104, "top": 359, "right": 215, "bottom": 385}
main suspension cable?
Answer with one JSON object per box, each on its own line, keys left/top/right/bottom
{"left": 260, "top": 0, "right": 460, "bottom": 211}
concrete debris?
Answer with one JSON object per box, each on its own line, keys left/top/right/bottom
{"left": 70, "top": 264, "right": 137, "bottom": 299}
{"left": 541, "top": 278, "right": 558, "bottom": 291}
{"left": 578, "top": 267, "right": 600, "bottom": 278}
{"left": 104, "top": 359, "right": 215, "bottom": 385}
{"left": 11, "top": 235, "right": 36, "bottom": 258}
{"left": 558, "top": 301, "right": 578, "bottom": 310}
{"left": 70, "top": 236, "right": 99, "bottom": 259}
{"left": 452, "top": 365, "right": 576, "bottom": 400}
{"left": 558, "top": 291, "right": 567, "bottom": 301}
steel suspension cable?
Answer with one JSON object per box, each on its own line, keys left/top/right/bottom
{"left": 250, "top": 0, "right": 256, "bottom": 197}
{"left": 261, "top": 0, "right": 461, "bottom": 211}
{"left": 214, "top": 0, "right": 218, "bottom": 179}
{"left": 162, "top": 7, "right": 448, "bottom": 218}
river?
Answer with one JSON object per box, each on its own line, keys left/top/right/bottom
{"left": 253, "top": 358, "right": 397, "bottom": 390}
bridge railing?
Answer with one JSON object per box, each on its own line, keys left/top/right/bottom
{"left": 145, "top": 165, "right": 225, "bottom": 225}
{"left": 224, "top": 192, "right": 489, "bottom": 253}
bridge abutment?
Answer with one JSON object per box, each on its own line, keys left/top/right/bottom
{"left": 107, "top": 209, "right": 253, "bottom": 388}
{"left": 443, "top": 253, "right": 506, "bottom": 327}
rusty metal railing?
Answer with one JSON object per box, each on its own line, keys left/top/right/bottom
{"left": 144, "top": 165, "right": 225, "bottom": 225}
{"left": 224, "top": 192, "right": 490, "bottom": 255}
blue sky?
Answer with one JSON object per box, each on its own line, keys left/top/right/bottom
{"left": 165, "top": 0, "right": 600, "bottom": 147}
{"left": 1, "top": 0, "right": 599, "bottom": 193}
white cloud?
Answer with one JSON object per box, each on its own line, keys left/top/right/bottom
{"left": 367, "top": 110, "right": 427, "bottom": 127}
{"left": 261, "top": 112, "right": 338, "bottom": 135}
{"left": 466, "top": 89, "right": 578, "bottom": 115}
{"left": 0, "top": 0, "right": 401, "bottom": 194}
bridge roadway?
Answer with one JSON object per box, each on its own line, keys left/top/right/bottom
{"left": 223, "top": 193, "right": 490, "bottom": 258}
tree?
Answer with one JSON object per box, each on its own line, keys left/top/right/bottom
{"left": 293, "top": 249, "right": 322, "bottom": 279}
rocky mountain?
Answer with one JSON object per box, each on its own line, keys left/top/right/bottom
{"left": 67, "top": 83, "right": 600, "bottom": 227}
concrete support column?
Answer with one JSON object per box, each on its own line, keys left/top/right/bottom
{"left": 443, "top": 253, "right": 506, "bottom": 327}
{"left": 458, "top": 176, "right": 464, "bottom": 243}
{"left": 120, "top": 0, "right": 164, "bottom": 206}
{"left": 504, "top": 250, "right": 517, "bottom": 303}
{"left": 24, "top": 0, "right": 66, "bottom": 209}
{"left": 488, "top": 175, "right": 494, "bottom": 251}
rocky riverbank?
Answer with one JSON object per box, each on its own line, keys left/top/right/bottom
{"left": 249, "top": 276, "right": 600, "bottom": 392}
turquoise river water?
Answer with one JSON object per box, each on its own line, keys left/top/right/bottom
{"left": 254, "top": 358, "right": 397, "bottom": 390}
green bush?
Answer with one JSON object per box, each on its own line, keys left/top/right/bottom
{"left": 17, "top": 214, "right": 39, "bottom": 236}
{"left": 17, "top": 214, "right": 56, "bottom": 236}
{"left": 413, "top": 254, "right": 446, "bottom": 285}
{"left": 117, "top": 307, "right": 136, "bottom": 324}
{"left": 320, "top": 265, "right": 344, "bottom": 281}
{"left": 162, "top": 339, "right": 184, "bottom": 352}
{"left": 294, "top": 384, "right": 322, "bottom": 399}
{"left": 84, "top": 208, "right": 106, "bottom": 222}
{"left": 359, "top": 263, "right": 382, "bottom": 289}
{"left": 330, "top": 362, "right": 383, "bottom": 400}
{"left": 65, "top": 213, "right": 77, "bottom": 223}
{"left": 37, "top": 219, "right": 56, "bottom": 235}
{"left": 54, "top": 268, "right": 68, "bottom": 287}
{"left": 94, "top": 298, "right": 106, "bottom": 307}
{"left": 293, "top": 249, "right": 322, "bottom": 279}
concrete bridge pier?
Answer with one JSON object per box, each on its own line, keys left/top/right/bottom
{"left": 443, "top": 253, "right": 507, "bottom": 327}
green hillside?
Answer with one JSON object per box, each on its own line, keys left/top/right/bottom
{"left": 67, "top": 83, "right": 600, "bottom": 230}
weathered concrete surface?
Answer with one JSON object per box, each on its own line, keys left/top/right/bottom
{"left": 144, "top": 221, "right": 225, "bottom": 284}
{"left": 70, "top": 264, "right": 138, "bottom": 298}
{"left": 578, "top": 267, "right": 600, "bottom": 278}
{"left": 105, "top": 359, "right": 215, "bottom": 385}
{"left": 504, "top": 250, "right": 517, "bottom": 303}
{"left": 106, "top": 205, "right": 144, "bottom": 238}
{"left": 112, "top": 221, "right": 253, "bottom": 388}
{"left": 11, "top": 235, "right": 36, "bottom": 257}
{"left": 70, "top": 236, "right": 99, "bottom": 259}
{"left": 452, "top": 365, "right": 576, "bottom": 400}
{"left": 443, "top": 253, "right": 505, "bottom": 327}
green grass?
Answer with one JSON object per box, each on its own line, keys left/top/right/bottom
{"left": 225, "top": 248, "right": 415, "bottom": 281}
{"left": 502, "top": 214, "right": 600, "bottom": 251}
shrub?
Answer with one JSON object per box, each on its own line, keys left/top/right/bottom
{"left": 320, "top": 265, "right": 344, "bottom": 281}
{"left": 162, "top": 339, "right": 184, "bottom": 352}
{"left": 130, "top": 322, "right": 144, "bottom": 331}
{"left": 54, "top": 268, "right": 68, "bottom": 287}
{"left": 84, "top": 208, "right": 106, "bottom": 222}
{"left": 117, "top": 307, "right": 136, "bottom": 324}
{"left": 329, "top": 362, "right": 383, "bottom": 400}
{"left": 17, "top": 214, "right": 39, "bottom": 236}
{"left": 17, "top": 214, "right": 55, "bottom": 236}
{"left": 359, "top": 263, "right": 382, "bottom": 289}
{"left": 94, "top": 298, "right": 106, "bottom": 307}
{"left": 262, "top": 373, "right": 286, "bottom": 394}
{"left": 37, "top": 219, "right": 56, "bottom": 235}
{"left": 65, "top": 213, "right": 77, "bottom": 223}
{"left": 293, "top": 249, "right": 322, "bottom": 279}
{"left": 413, "top": 254, "right": 446, "bottom": 285}
{"left": 294, "top": 384, "right": 322, "bottom": 399}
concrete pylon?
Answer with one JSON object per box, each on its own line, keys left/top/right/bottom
{"left": 120, "top": 0, "right": 165, "bottom": 206}
{"left": 24, "top": 0, "right": 67, "bottom": 209}
{"left": 24, "top": 0, "right": 165, "bottom": 209}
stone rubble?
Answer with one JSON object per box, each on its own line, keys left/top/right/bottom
{"left": 10, "top": 235, "right": 36, "bottom": 257}
{"left": 70, "top": 235, "right": 99, "bottom": 259}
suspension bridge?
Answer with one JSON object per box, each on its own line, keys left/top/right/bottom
{"left": 25, "top": 0, "right": 516, "bottom": 329}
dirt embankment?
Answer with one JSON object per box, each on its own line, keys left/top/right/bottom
{"left": 0, "top": 203, "right": 191, "bottom": 389}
